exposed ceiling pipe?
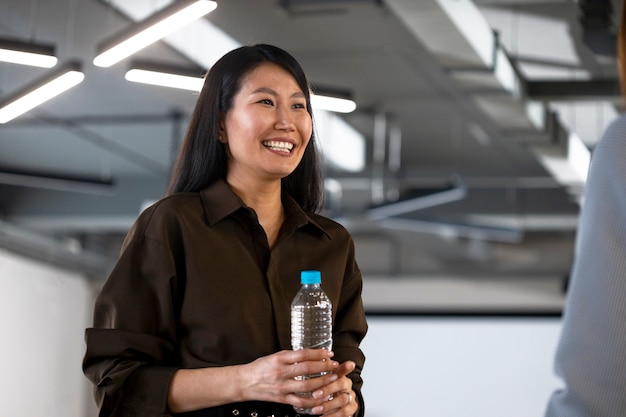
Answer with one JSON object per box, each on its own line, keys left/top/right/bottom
{"left": 0, "top": 168, "right": 114, "bottom": 195}
{"left": 379, "top": 217, "right": 523, "bottom": 244}
{"left": 388, "top": 123, "right": 402, "bottom": 174}
{"left": 366, "top": 176, "right": 467, "bottom": 221}
{"left": 0, "top": 220, "right": 113, "bottom": 278}
{"left": 579, "top": 0, "right": 616, "bottom": 56}
{"left": 371, "top": 112, "right": 387, "bottom": 206}
{"left": 278, "top": 0, "right": 383, "bottom": 16}
{"left": 386, "top": 122, "right": 403, "bottom": 202}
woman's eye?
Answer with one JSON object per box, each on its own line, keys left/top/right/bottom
{"left": 259, "top": 98, "right": 274, "bottom": 105}
{"left": 292, "top": 102, "right": 306, "bottom": 109}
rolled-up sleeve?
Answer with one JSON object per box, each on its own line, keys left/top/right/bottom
{"left": 83, "top": 209, "right": 182, "bottom": 417}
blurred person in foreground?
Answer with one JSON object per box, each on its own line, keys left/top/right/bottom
{"left": 82, "top": 44, "right": 367, "bottom": 417}
{"left": 544, "top": 3, "right": 626, "bottom": 416}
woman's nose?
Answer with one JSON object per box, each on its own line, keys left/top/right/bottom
{"left": 274, "top": 105, "right": 295, "bottom": 130}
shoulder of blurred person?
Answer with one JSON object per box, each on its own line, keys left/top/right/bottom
{"left": 544, "top": 4, "right": 626, "bottom": 415}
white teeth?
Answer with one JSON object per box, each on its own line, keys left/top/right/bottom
{"left": 263, "top": 141, "right": 293, "bottom": 153}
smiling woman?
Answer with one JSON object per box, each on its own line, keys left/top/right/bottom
{"left": 82, "top": 44, "right": 368, "bottom": 417}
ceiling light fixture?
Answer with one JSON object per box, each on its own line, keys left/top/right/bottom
{"left": 0, "top": 38, "right": 58, "bottom": 68}
{"left": 311, "top": 94, "right": 357, "bottom": 113}
{"left": 311, "top": 86, "right": 357, "bottom": 113}
{"left": 0, "top": 61, "right": 85, "bottom": 124}
{"left": 125, "top": 60, "right": 205, "bottom": 91}
{"left": 93, "top": 0, "right": 217, "bottom": 68}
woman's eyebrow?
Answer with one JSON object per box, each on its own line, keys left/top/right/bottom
{"left": 251, "top": 87, "right": 305, "bottom": 98}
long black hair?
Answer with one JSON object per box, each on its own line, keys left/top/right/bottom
{"left": 166, "top": 44, "right": 323, "bottom": 213}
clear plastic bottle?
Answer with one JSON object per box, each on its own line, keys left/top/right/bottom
{"left": 290, "top": 270, "right": 333, "bottom": 414}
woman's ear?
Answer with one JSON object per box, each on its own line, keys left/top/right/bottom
{"left": 218, "top": 114, "right": 227, "bottom": 143}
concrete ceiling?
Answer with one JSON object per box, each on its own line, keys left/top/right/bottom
{"left": 0, "top": 0, "right": 622, "bottom": 311}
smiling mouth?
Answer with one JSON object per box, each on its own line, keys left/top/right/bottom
{"left": 262, "top": 140, "right": 294, "bottom": 154}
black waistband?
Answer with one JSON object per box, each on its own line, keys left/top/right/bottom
{"left": 175, "top": 401, "right": 316, "bottom": 417}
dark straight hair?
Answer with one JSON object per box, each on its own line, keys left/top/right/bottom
{"left": 166, "top": 44, "right": 323, "bottom": 213}
{"left": 619, "top": 1, "right": 626, "bottom": 98}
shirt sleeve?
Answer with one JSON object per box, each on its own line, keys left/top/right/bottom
{"left": 544, "top": 117, "right": 626, "bottom": 416}
{"left": 83, "top": 208, "right": 182, "bottom": 417}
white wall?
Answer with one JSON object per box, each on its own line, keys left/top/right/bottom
{"left": 0, "top": 248, "right": 564, "bottom": 417}
{"left": 362, "top": 316, "right": 564, "bottom": 417}
{"left": 0, "top": 249, "right": 98, "bottom": 417}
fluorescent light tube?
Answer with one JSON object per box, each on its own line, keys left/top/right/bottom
{"left": 126, "top": 68, "right": 204, "bottom": 91}
{"left": 93, "top": 0, "right": 217, "bottom": 68}
{"left": 125, "top": 60, "right": 205, "bottom": 91}
{"left": 311, "top": 94, "right": 357, "bottom": 113}
{"left": 0, "top": 61, "right": 84, "bottom": 124}
{"left": 0, "top": 38, "right": 58, "bottom": 68}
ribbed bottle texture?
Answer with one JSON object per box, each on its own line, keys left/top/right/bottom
{"left": 290, "top": 270, "right": 333, "bottom": 414}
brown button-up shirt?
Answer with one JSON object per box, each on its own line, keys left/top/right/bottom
{"left": 83, "top": 180, "right": 368, "bottom": 416}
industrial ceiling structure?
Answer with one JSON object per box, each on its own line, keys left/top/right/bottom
{"left": 0, "top": 0, "right": 622, "bottom": 312}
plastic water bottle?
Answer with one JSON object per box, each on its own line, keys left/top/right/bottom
{"left": 290, "top": 270, "right": 333, "bottom": 414}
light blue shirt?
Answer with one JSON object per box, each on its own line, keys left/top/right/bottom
{"left": 545, "top": 114, "right": 626, "bottom": 416}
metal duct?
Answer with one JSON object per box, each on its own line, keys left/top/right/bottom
{"left": 579, "top": 0, "right": 616, "bottom": 56}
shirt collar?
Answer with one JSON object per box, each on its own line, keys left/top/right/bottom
{"left": 200, "top": 179, "right": 244, "bottom": 225}
{"left": 199, "top": 179, "right": 330, "bottom": 238}
{"left": 281, "top": 189, "right": 330, "bottom": 239}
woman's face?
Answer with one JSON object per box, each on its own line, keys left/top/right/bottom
{"left": 220, "top": 62, "right": 313, "bottom": 184}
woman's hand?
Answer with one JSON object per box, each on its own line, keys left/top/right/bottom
{"left": 238, "top": 349, "right": 339, "bottom": 404}
{"left": 305, "top": 360, "right": 359, "bottom": 417}
{"left": 239, "top": 349, "right": 358, "bottom": 416}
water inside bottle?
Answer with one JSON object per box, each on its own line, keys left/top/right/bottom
{"left": 291, "top": 303, "right": 332, "bottom": 414}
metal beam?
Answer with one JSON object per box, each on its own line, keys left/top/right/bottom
{"left": 0, "top": 220, "right": 114, "bottom": 278}
{"left": 525, "top": 79, "right": 621, "bottom": 101}
{"left": 0, "top": 168, "right": 114, "bottom": 194}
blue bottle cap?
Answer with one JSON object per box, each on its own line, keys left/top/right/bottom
{"left": 300, "top": 270, "right": 321, "bottom": 284}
